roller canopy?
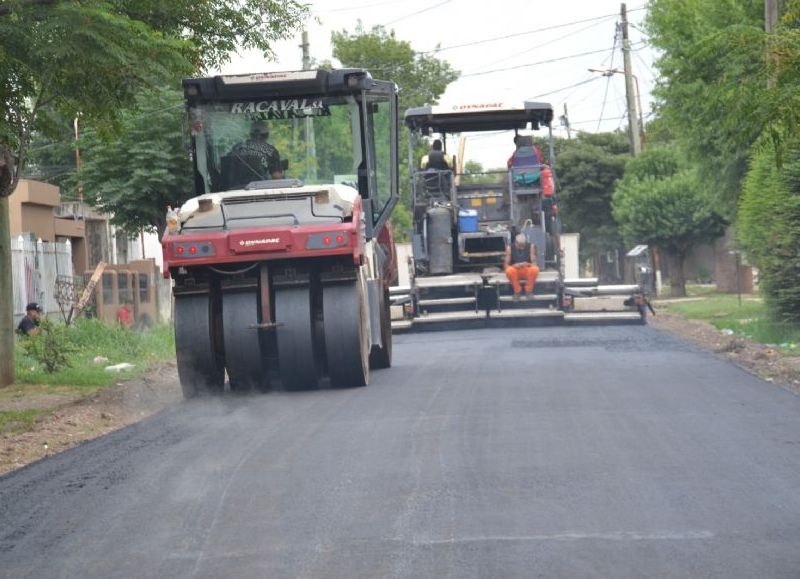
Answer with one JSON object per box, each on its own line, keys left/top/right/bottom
{"left": 183, "top": 68, "right": 381, "bottom": 102}
{"left": 404, "top": 101, "right": 554, "bottom": 133}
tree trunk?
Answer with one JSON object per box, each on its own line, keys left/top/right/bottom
{"left": 0, "top": 196, "right": 15, "bottom": 386}
{"left": 668, "top": 249, "right": 687, "bottom": 298}
{"left": 593, "top": 251, "right": 601, "bottom": 281}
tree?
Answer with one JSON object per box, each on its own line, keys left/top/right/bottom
{"left": 0, "top": 0, "right": 308, "bottom": 386}
{"left": 76, "top": 86, "right": 193, "bottom": 238}
{"left": 738, "top": 138, "right": 800, "bottom": 323}
{"left": 612, "top": 146, "right": 726, "bottom": 297}
{"left": 555, "top": 132, "right": 629, "bottom": 279}
{"left": 331, "top": 24, "right": 459, "bottom": 240}
{"left": 646, "top": 0, "right": 800, "bottom": 206}
{"left": 460, "top": 160, "right": 501, "bottom": 185}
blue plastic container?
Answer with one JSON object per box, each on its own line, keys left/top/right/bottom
{"left": 458, "top": 209, "right": 479, "bottom": 233}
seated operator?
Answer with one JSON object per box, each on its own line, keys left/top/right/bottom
{"left": 507, "top": 134, "right": 543, "bottom": 168}
{"left": 420, "top": 139, "right": 453, "bottom": 194}
{"left": 420, "top": 139, "right": 453, "bottom": 171}
{"left": 504, "top": 234, "right": 540, "bottom": 301}
{"left": 228, "top": 120, "right": 284, "bottom": 183}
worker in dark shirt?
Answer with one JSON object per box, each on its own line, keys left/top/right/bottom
{"left": 228, "top": 120, "right": 284, "bottom": 184}
{"left": 420, "top": 139, "right": 454, "bottom": 194}
{"left": 420, "top": 139, "right": 453, "bottom": 170}
{"left": 504, "top": 234, "right": 540, "bottom": 301}
{"left": 17, "top": 302, "right": 42, "bottom": 336}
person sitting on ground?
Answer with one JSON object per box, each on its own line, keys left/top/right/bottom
{"left": 17, "top": 302, "right": 42, "bottom": 336}
{"left": 420, "top": 139, "right": 453, "bottom": 171}
{"left": 228, "top": 119, "right": 284, "bottom": 184}
{"left": 504, "top": 234, "right": 540, "bottom": 301}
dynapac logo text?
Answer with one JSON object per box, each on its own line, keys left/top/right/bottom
{"left": 239, "top": 238, "right": 281, "bottom": 247}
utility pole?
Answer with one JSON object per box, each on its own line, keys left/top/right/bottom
{"left": 73, "top": 117, "right": 83, "bottom": 203}
{"left": 765, "top": 0, "right": 779, "bottom": 33}
{"left": 301, "top": 30, "right": 317, "bottom": 181}
{"left": 560, "top": 103, "right": 572, "bottom": 139}
{"left": 620, "top": 3, "right": 642, "bottom": 156}
{"left": 765, "top": 0, "right": 779, "bottom": 88}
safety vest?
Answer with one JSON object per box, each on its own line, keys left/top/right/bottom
{"left": 542, "top": 166, "right": 554, "bottom": 197}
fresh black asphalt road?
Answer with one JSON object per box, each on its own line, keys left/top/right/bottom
{"left": 2, "top": 325, "right": 800, "bottom": 578}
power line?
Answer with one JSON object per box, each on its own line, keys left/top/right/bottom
{"left": 633, "top": 49, "right": 657, "bottom": 82}
{"left": 629, "top": 22, "right": 650, "bottom": 39}
{"left": 420, "top": 6, "right": 645, "bottom": 54}
{"left": 596, "top": 27, "right": 620, "bottom": 131}
{"left": 569, "top": 115, "right": 626, "bottom": 126}
{"left": 526, "top": 76, "right": 603, "bottom": 100}
{"left": 26, "top": 102, "right": 185, "bottom": 155}
{"left": 316, "top": 0, "right": 407, "bottom": 13}
{"left": 461, "top": 46, "right": 615, "bottom": 78}
{"left": 471, "top": 15, "right": 616, "bottom": 75}
{"left": 383, "top": 0, "right": 451, "bottom": 26}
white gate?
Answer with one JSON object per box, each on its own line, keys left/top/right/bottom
{"left": 11, "top": 236, "right": 73, "bottom": 319}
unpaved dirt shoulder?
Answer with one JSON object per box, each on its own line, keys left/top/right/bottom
{"left": 0, "top": 363, "right": 181, "bottom": 476}
{"left": 649, "top": 312, "right": 800, "bottom": 394}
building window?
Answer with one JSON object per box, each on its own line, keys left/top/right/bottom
{"left": 118, "top": 273, "right": 130, "bottom": 304}
{"left": 102, "top": 272, "right": 115, "bottom": 304}
{"left": 139, "top": 273, "right": 150, "bottom": 303}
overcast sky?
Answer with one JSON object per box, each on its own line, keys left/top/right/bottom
{"left": 216, "top": 0, "right": 656, "bottom": 167}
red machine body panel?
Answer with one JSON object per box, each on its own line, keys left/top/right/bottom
{"left": 162, "top": 197, "right": 364, "bottom": 275}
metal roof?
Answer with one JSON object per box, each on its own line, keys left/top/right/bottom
{"left": 404, "top": 101, "right": 554, "bottom": 132}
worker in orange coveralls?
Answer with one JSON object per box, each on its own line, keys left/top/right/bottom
{"left": 504, "top": 233, "right": 539, "bottom": 301}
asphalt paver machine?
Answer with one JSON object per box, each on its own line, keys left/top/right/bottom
{"left": 163, "top": 69, "right": 399, "bottom": 396}
{"left": 396, "top": 101, "right": 564, "bottom": 329}
{"left": 395, "top": 101, "right": 648, "bottom": 331}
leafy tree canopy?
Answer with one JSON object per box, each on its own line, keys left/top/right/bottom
{"left": 738, "top": 137, "right": 800, "bottom": 323}
{"left": 332, "top": 24, "right": 459, "bottom": 113}
{"left": 331, "top": 24, "right": 459, "bottom": 240}
{"left": 612, "top": 145, "right": 726, "bottom": 296}
{"left": 74, "top": 86, "right": 192, "bottom": 237}
{"left": 554, "top": 131, "right": 629, "bottom": 255}
{"left": 646, "top": 0, "right": 800, "bottom": 203}
{"left": 0, "top": 0, "right": 308, "bottom": 196}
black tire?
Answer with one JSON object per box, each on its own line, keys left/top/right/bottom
{"left": 369, "top": 288, "right": 392, "bottom": 369}
{"left": 275, "top": 286, "right": 320, "bottom": 391}
{"left": 175, "top": 294, "right": 224, "bottom": 398}
{"left": 222, "top": 291, "right": 268, "bottom": 393}
{"left": 323, "top": 280, "right": 369, "bottom": 388}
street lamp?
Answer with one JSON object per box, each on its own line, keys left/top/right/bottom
{"left": 588, "top": 68, "right": 646, "bottom": 149}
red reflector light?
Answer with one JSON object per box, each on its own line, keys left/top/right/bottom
{"left": 323, "top": 236, "right": 331, "bottom": 245}
{"left": 176, "top": 245, "right": 185, "bottom": 255}
{"left": 189, "top": 245, "right": 197, "bottom": 255}
{"left": 336, "top": 234, "right": 344, "bottom": 244}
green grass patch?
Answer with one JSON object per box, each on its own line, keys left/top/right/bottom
{"left": 14, "top": 319, "right": 175, "bottom": 388}
{"left": 656, "top": 284, "right": 719, "bottom": 298}
{"left": 659, "top": 294, "right": 800, "bottom": 353}
{"left": 0, "top": 409, "right": 43, "bottom": 434}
